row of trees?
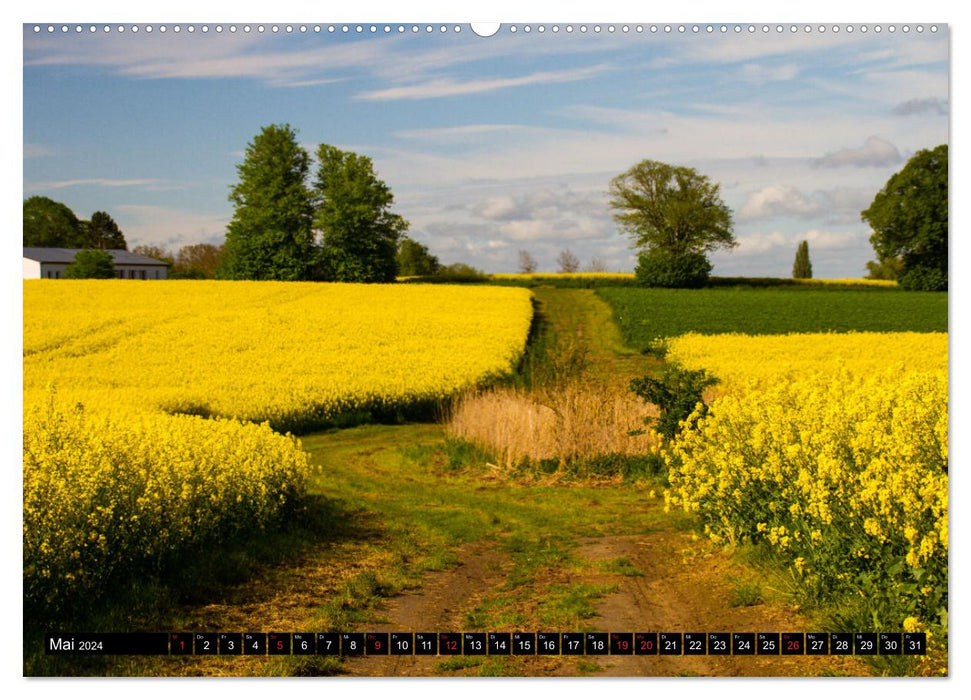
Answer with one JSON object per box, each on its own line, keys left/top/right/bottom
{"left": 517, "top": 249, "right": 608, "bottom": 274}
{"left": 47, "top": 244, "right": 227, "bottom": 280}
{"left": 131, "top": 243, "right": 225, "bottom": 279}
{"left": 25, "top": 132, "right": 945, "bottom": 290}
{"left": 220, "top": 124, "right": 409, "bottom": 282}
{"left": 23, "top": 197, "right": 127, "bottom": 250}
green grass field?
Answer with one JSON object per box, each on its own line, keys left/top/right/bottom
{"left": 596, "top": 287, "right": 947, "bottom": 347}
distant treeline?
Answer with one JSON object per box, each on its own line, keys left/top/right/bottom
{"left": 402, "top": 273, "right": 906, "bottom": 291}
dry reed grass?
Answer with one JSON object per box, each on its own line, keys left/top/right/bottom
{"left": 446, "top": 380, "right": 660, "bottom": 469}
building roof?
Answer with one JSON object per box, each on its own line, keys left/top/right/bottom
{"left": 22, "top": 247, "right": 170, "bottom": 266}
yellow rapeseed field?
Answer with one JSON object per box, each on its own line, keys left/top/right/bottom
{"left": 795, "top": 278, "right": 897, "bottom": 286}
{"left": 24, "top": 280, "right": 534, "bottom": 431}
{"left": 662, "top": 332, "right": 948, "bottom": 632}
{"left": 23, "top": 280, "right": 533, "bottom": 611}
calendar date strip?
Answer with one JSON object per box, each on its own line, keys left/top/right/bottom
{"left": 46, "top": 631, "right": 926, "bottom": 656}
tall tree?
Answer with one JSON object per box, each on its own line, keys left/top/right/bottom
{"left": 609, "top": 160, "right": 735, "bottom": 288}
{"left": 792, "top": 240, "right": 812, "bottom": 279}
{"left": 220, "top": 124, "right": 314, "bottom": 280}
{"left": 397, "top": 237, "right": 440, "bottom": 276}
{"left": 518, "top": 250, "right": 538, "bottom": 274}
{"left": 23, "top": 196, "right": 85, "bottom": 248}
{"left": 862, "top": 144, "right": 948, "bottom": 291}
{"left": 83, "top": 211, "right": 127, "bottom": 250}
{"left": 557, "top": 249, "right": 580, "bottom": 273}
{"left": 313, "top": 144, "right": 408, "bottom": 283}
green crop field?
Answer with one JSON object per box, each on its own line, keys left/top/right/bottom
{"left": 596, "top": 287, "right": 948, "bottom": 347}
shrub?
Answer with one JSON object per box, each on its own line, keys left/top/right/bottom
{"left": 634, "top": 249, "right": 712, "bottom": 289}
{"left": 63, "top": 249, "right": 114, "bottom": 279}
{"left": 629, "top": 366, "right": 718, "bottom": 439}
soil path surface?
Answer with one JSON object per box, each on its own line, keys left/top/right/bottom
{"left": 338, "top": 530, "right": 869, "bottom": 677}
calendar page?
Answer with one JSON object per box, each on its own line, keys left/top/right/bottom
{"left": 22, "top": 18, "right": 949, "bottom": 681}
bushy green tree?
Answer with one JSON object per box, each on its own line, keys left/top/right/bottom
{"left": 63, "top": 249, "right": 115, "bottom": 279}
{"left": 23, "top": 196, "right": 85, "bottom": 247}
{"left": 397, "top": 237, "right": 440, "bottom": 276}
{"left": 865, "top": 256, "right": 904, "bottom": 281}
{"left": 862, "top": 144, "right": 948, "bottom": 291}
{"left": 633, "top": 248, "right": 711, "bottom": 289}
{"left": 314, "top": 144, "right": 408, "bottom": 283}
{"left": 83, "top": 211, "right": 127, "bottom": 250}
{"left": 220, "top": 124, "right": 314, "bottom": 280}
{"left": 609, "top": 160, "right": 735, "bottom": 288}
{"left": 792, "top": 240, "right": 812, "bottom": 279}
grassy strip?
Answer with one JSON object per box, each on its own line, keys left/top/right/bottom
{"left": 270, "top": 425, "right": 670, "bottom": 674}
{"left": 597, "top": 287, "right": 947, "bottom": 347}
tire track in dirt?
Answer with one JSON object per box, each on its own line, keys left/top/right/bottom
{"left": 339, "top": 530, "right": 872, "bottom": 677}
{"left": 344, "top": 543, "right": 510, "bottom": 676}
{"left": 573, "top": 533, "right": 872, "bottom": 677}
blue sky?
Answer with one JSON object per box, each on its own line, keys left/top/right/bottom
{"left": 22, "top": 22, "right": 949, "bottom": 276}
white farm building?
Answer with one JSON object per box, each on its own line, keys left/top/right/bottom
{"left": 23, "top": 247, "right": 170, "bottom": 280}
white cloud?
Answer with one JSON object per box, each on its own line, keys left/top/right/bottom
{"left": 893, "top": 97, "right": 949, "bottom": 116}
{"left": 814, "top": 136, "right": 902, "bottom": 168}
{"left": 394, "top": 124, "right": 526, "bottom": 142}
{"left": 499, "top": 218, "right": 599, "bottom": 242}
{"left": 23, "top": 28, "right": 622, "bottom": 90}
{"left": 737, "top": 62, "right": 800, "bottom": 83}
{"left": 737, "top": 184, "right": 876, "bottom": 223}
{"left": 24, "top": 32, "right": 379, "bottom": 88}
{"left": 735, "top": 231, "right": 791, "bottom": 255}
{"left": 114, "top": 204, "right": 229, "bottom": 249}
{"left": 355, "top": 64, "right": 612, "bottom": 101}
{"left": 733, "top": 228, "right": 859, "bottom": 257}
{"left": 803, "top": 228, "right": 859, "bottom": 250}
{"left": 738, "top": 185, "right": 820, "bottom": 220}
{"left": 25, "top": 178, "right": 163, "bottom": 190}
{"left": 474, "top": 196, "right": 522, "bottom": 221}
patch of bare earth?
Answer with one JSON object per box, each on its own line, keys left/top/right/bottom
{"left": 344, "top": 543, "right": 510, "bottom": 676}
{"left": 335, "top": 529, "right": 872, "bottom": 678}
{"left": 571, "top": 533, "right": 872, "bottom": 677}
{"left": 144, "top": 536, "right": 390, "bottom": 676}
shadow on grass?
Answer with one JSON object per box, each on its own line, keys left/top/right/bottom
{"left": 24, "top": 494, "right": 380, "bottom": 677}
